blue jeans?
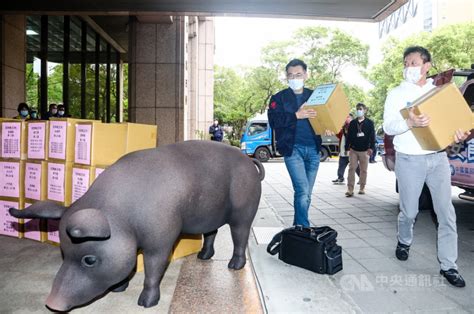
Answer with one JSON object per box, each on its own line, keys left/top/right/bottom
{"left": 284, "top": 144, "right": 321, "bottom": 227}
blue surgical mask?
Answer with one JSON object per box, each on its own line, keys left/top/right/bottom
{"left": 58, "top": 111, "right": 65, "bottom": 116}
{"left": 356, "top": 109, "right": 364, "bottom": 118}
{"left": 20, "top": 110, "right": 29, "bottom": 117}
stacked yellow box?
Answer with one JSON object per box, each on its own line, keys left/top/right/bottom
{"left": 0, "top": 119, "right": 27, "bottom": 239}
{"left": 45, "top": 118, "right": 97, "bottom": 243}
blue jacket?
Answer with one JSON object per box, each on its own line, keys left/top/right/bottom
{"left": 268, "top": 87, "right": 322, "bottom": 157}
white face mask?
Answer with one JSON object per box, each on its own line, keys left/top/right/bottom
{"left": 288, "top": 79, "right": 304, "bottom": 91}
{"left": 356, "top": 110, "right": 365, "bottom": 118}
{"left": 403, "top": 66, "right": 422, "bottom": 84}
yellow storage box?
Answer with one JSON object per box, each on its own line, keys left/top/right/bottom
{"left": 0, "top": 197, "right": 24, "bottom": 238}
{"left": 306, "top": 83, "right": 350, "bottom": 134}
{"left": 74, "top": 122, "right": 127, "bottom": 166}
{"left": 48, "top": 118, "right": 97, "bottom": 163}
{"left": 400, "top": 83, "right": 474, "bottom": 151}
{"left": 0, "top": 119, "right": 27, "bottom": 160}
{"left": 26, "top": 120, "right": 49, "bottom": 160}
{"left": 23, "top": 160, "right": 47, "bottom": 203}
{"left": 46, "top": 161, "right": 73, "bottom": 206}
{"left": 124, "top": 123, "right": 158, "bottom": 152}
{"left": 0, "top": 159, "right": 25, "bottom": 199}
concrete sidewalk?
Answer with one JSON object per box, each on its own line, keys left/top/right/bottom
{"left": 1, "top": 156, "right": 473, "bottom": 313}
{"left": 251, "top": 157, "right": 474, "bottom": 313}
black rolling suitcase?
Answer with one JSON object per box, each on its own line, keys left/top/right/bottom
{"left": 267, "top": 225, "right": 343, "bottom": 275}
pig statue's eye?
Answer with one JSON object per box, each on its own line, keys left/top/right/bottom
{"left": 81, "top": 255, "right": 98, "bottom": 268}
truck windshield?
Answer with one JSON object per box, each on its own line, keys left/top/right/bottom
{"left": 248, "top": 122, "right": 268, "bottom": 136}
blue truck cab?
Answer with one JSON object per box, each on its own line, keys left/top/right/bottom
{"left": 240, "top": 113, "right": 339, "bottom": 162}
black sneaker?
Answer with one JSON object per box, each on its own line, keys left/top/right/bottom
{"left": 440, "top": 269, "right": 466, "bottom": 288}
{"left": 332, "top": 178, "right": 344, "bottom": 184}
{"left": 395, "top": 242, "right": 410, "bottom": 261}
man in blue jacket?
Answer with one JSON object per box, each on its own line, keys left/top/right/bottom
{"left": 268, "top": 59, "right": 322, "bottom": 227}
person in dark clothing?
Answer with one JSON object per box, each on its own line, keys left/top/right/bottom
{"left": 268, "top": 59, "right": 323, "bottom": 227}
{"left": 209, "top": 120, "right": 224, "bottom": 142}
{"left": 56, "top": 104, "right": 70, "bottom": 118}
{"left": 44, "top": 103, "right": 58, "bottom": 120}
{"left": 332, "top": 114, "right": 360, "bottom": 184}
{"left": 345, "top": 103, "right": 375, "bottom": 197}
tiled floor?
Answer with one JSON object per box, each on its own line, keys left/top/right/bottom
{"left": 251, "top": 156, "right": 474, "bottom": 313}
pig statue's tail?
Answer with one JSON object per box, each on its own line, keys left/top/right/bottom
{"left": 251, "top": 159, "right": 265, "bottom": 181}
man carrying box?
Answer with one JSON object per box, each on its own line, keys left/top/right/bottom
{"left": 268, "top": 59, "right": 321, "bottom": 227}
{"left": 383, "top": 46, "right": 470, "bottom": 287}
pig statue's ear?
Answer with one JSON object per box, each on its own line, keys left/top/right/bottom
{"left": 9, "top": 201, "right": 67, "bottom": 219}
{"left": 66, "top": 208, "right": 111, "bottom": 240}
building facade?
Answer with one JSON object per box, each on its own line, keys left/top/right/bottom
{"left": 1, "top": 14, "right": 215, "bottom": 146}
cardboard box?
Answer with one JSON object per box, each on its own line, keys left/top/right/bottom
{"left": 22, "top": 201, "right": 47, "bottom": 242}
{"left": 0, "top": 159, "right": 25, "bottom": 199}
{"left": 124, "top": 123, "right": 157, "bottom": 152}
{"left": 23, "top": 160, "right": 47, "bottom": 203}
{"left": 46, "top": 161, "right": 73, "bottom": 206}
{"left": 48, "top": 118, "right": 97, "bottom": 162}
{"left": 26, "top": 120, "right": 49, "bottom": 160}
{"left": 400, "top": 83, "right": 474, "bottom": 151}
{"left": 94, "top": 166, "right": 107, "bottom": 179}
{"left": 74, "top": 122, "right": 127, "bottom": 166}
{"left": 136, "top": 234, "right": 203, "bottom": 272}
{"left": 0, "top": 197, "right": 23, "bottom": 238}
{"left": 0, "top": 119, "right": 27, "bottom": 160}
{"left": 305, "top": 83, "right": 350, "bottom": 134}
{"left": 47, "top": 219, "right": 60, "bottom": 244}
{"left": 71, "top": 165, "right": 96, "bottom": 203}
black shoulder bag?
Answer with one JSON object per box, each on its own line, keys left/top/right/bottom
{"left": 267, "top": 225, "right": 343, "bottom": 275}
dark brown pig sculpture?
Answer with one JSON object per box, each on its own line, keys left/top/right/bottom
{"left": 9, "top": 140, "right": 265, "bottom": 311}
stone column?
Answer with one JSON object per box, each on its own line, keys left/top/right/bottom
{"left": 0, "top": 15, "right": 26, "bottom": 118}
{"left": 185, "top": 16, "right": 215, "bottom": 141}
{"left": 128, "top": 16, "right": 187, "bottom": 146}
{"left": 197, "top": 17, "right": 215, "bottom": 136}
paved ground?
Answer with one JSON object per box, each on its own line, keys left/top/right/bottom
{"left": 1, "top": 155, "right": 473, "bottom": 313}
{"left": 251, "top": 156, "right": 474, "bottom": 313}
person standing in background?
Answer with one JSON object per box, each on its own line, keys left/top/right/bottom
{"left": 345, "top": 103, "right": 375, "bottom": 197}
{"left": 44, "top": 103, "right": 58, "bottom": 120}
{"left": 332, "top": 114, "right": 360, "bottom": 184}
{"left": 209, "top": 120, "right": 224, "bottom": 142}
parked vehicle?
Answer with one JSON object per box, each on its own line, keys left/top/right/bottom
{"left": 240, "top": 112, "right": 339, "bottom": 162}
{"left": 382, "top": 67, "right": 474, "bottom": 207}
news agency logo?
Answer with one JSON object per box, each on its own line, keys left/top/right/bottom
{"left": 339, "top": 274, "right": 374, "bottom": 292}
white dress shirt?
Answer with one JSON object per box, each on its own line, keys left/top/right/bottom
{"left": 383, "top": 78, "right": 437, "bottom": 155}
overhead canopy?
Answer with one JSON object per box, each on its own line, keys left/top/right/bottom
{"left": 1, "top": 0, "right": 407, "bottom": 22}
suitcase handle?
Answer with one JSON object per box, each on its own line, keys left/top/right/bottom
{"left": 266, "top": 231, "right": 282, "bottom": 255}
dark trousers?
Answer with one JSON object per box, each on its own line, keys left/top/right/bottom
{"left": 337, "top": 156, "right": 360, "bottom": 180}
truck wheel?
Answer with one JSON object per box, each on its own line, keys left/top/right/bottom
{"left": 254, "top": 147, "right": 270, "bottom": 162}
{"left": 320, "top": 147, "right": 329, "bottom": 162}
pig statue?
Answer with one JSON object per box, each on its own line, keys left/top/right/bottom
{"left": 9, "top": 140, "right": 264, "bottom": 311}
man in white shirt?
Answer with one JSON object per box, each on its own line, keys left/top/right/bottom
{"left": 383, "top": 46, "right": 470, "bottom": 288}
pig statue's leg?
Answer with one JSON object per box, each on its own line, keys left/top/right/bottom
{"left": 228, "top": 223, "right": 251, "bottom": 270}
{"left": 197, "top": 229, "right": 218, "bottom": 260}
{"left": 138, "top": 240, "right": 177, "bottom": 308}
